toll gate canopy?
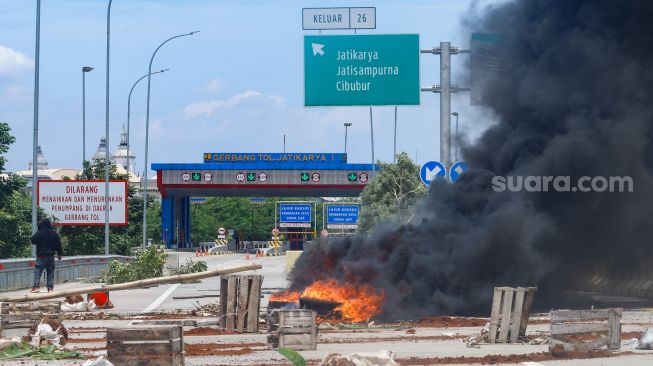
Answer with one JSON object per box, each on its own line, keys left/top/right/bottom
{"left": 152, "top": 153, "right": 375, "bottom": 248}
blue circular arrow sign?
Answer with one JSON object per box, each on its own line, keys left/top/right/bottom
{"left": 419, "top": 161, "right": 446, "bottom": 186}
{"left": 450, "top": 161, "right": 469, "bottom": 183}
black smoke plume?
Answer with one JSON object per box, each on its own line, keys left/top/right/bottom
{"left": 290, "top": 0, "right": 653, "bottom": 319}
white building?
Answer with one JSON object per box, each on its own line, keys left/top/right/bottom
{"left": 15, "top": 133, "right": 157, "bottom": 199}
{"left": 14, "top": 146, "right": 80, "bottom": 188}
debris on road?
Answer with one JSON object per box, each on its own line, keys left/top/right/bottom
{"left": 636, "top": 328, "right": 653, "bottom": 350}
{"left": 82, "top": 356, "right": 114, "bottom": 366}
{"left": 321, "top": 350, "right": 398, "bottom": 366}
{"left": 28, "top": 318, "right": 68, "bottom": 348}
{"left": 0, "top": 337, "right": 21, "bottom": 351}
{"left": 106, "top": 325, "right": 184, "bottom": 365}
{"left": 218, "top": 274, "right": 263, "bottom": 332}
{"left": 267, "top": 309, "right": 317, "bottom": 350}
{"left": 488, "top": 287, "right": 537, "bottom": 344}
{"left": 0, "top": 263, "right": 262, "bottom": 303}
{"left": 61, "top": 299, "right": 97, "bottom": 312}
{"left": 549, "top": 308, "right": 622, "bottom": 351}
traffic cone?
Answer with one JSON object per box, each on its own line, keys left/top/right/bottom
{"left": 195, "top": 248, "right": 199, "bottom": 257}
{"left": 203, "top": 246, "right": 208, "bottom": 256}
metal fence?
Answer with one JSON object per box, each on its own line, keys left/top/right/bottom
{"left": 0, "top": 255, "right": 133, "bottom": 292}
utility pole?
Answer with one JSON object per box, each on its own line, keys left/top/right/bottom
{"left": 421, "top": 42, "right": 470, "bottom": 174}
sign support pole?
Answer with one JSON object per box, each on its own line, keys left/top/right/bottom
{"left": 440, "top": 42, "right": 451, "bottom": 172}
{"left": 420, "top": 43, "right": 470, "bottom": 177}
{"left": 370, "top": 107, "right": 375, "bottom": 177}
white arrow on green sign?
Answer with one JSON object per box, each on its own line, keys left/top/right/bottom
{"left": 304, "top": 34, "right": 420, "bottom": 106}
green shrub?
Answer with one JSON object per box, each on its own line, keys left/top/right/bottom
{"left": 102, "top": 245, "right": 167, "bottom": 284}
{"left": 168, "top": 259, "right": 208, "bottom": 276}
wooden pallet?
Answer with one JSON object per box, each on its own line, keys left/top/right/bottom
{"left": 0, "top": 305, "right": 62, "bottom": 337}
{"left": 107, "top": 325, "right": 184, "bottom": 366}
{"left": 549, "top": 308, "right": 622, "bottom": 351}
{"left": 218, "top": 275, "right": 263, "bottom": 333}
{"left": 267, "top": 309, "right": 317, "bottom": 351}
{"left": 488, "top": 287, "right": 537, "bottom": 343}
{"left": 0, "top": 301, "right": 61, "bottom": 315}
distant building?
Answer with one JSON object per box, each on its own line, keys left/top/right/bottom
{"left": 14, "top": 146, "right": 80, "bottom": 188}
{"left": 14, "top": 134, "right": 159, "bottom": 200}
{"left": 112, "top": 126, "right": 136, "bottom": 174}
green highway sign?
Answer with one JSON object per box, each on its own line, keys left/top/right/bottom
{"left": 348, "top": 172, "right": 358, "bottom": 182}
{"left": 191, "top": 173, "right": 201, "bottom": 181}
{"left": 247, "top": 172, "right": 256, "bottom": 182}
{"left": 300, "top": 172, "right": 310, "bottom": 182}
{"left": 304, "top": 34, "right": 420, "bottom": 106}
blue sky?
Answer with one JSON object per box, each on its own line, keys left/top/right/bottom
{"left": 0, "top": 0, "right": 497, "bottom": 176}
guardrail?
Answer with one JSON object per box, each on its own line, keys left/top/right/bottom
{"left": 0, "top": 255, "right": 133, "bottom": 292}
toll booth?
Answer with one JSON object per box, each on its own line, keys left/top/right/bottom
{"left": 152, "top": 153, "right": 375, "bottom": 249}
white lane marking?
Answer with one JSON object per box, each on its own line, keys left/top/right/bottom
{"left": 141, "top": 283, "right": 180, "bottom": 313}
{"left": 522, "top": 362, "right": 545, "bottom": 366}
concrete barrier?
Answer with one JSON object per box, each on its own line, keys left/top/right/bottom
{"left": 0, "top": 255, "right": 133, "bottom": 292}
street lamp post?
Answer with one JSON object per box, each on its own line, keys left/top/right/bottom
{"left": 344, "top": 122, "right": 352, "bottom": 154}
{"left": 143, "top": 31, "right": 199, "bottom": 248}
{"left": 104, "top": 0, "right": 113, "bottom": 256}
{"left": 31, "top": 0, "right": 42, "bottom": 256}
{"left": 126, "top": 69, "right": 169, "bottom": 175}
{"left": 82, "top": 66, "right": 94, "bottom": 166}
{"left": 452, "top": 112, "right": 459, "bottom": 162}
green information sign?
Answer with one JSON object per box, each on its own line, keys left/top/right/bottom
{"left": 300, "top": 172, "right": 310, "bottom": 182}
{"left": 246, "top": 172, "right": 256, "bottom": 182}
{"left": 191, "top": 173, "right": 201, "bottom": 181}
{"left": 304, "top": 34, "right": 420, "bottom": 106}
{"left": 348, "top": 172, "right": 358, "bottom": 182}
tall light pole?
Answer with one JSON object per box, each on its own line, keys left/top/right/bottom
{"left": 143, "top": 31, "right": 199, "bottom": 248}
{"left": 369, "top": 107, "right": 375, "bottom": 177}
{"left": 343, "top": 122, "right": 352, "bottom": 154}
{"left": 452, "top": 112, "right": 459, "bottom": 162}
{"left": 82, "top": 66, "right": 94, "bottom": 166}
{"left": 31, "top": 0, "right": 42, "bottom": 257}
{"left": 127, "top": 68, "right": 169, "bottom": 175}
{"left": 393, "top": 107, "right": 397, "bottom": 163}
{"left": 104, "top": 0, "right": 113, "bottom": 255}
{"left": 283, "top": 134, "right": 286, "bottom": 154}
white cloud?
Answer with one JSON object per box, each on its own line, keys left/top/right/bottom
{"left": 0, "top": 46, "right": 33, "bottom": 78}
{"left": 268, "top": 95, "right": 285, "bottom": 106}
{"left": 205, "top": 78, "right": 222, "bottom": 93}
{"left": 183, "top": 90, "right": 262, "bottom": 119}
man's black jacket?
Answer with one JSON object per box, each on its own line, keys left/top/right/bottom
{"left": 31, "top": 223, "right": 63, "bottom": 257}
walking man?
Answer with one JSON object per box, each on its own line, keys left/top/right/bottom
{"left": 30, "top": 218, "right": 63, "bottom": 293}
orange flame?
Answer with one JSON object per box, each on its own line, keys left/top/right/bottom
{"left": 301, "top": 279, "right": 385, "bottom": 322}
{"left": 270, "top": 290, "right": 300, "bottom": 303}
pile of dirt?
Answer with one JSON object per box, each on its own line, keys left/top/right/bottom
{"left": 416, "top": 316, "right": 487, "bottom": 328}
{"left": 184, "top": 342, "right": 264, "bottom": 356}
{"left": 65, "top": 337, "right": 106, "bottom": 344}
{"left": 68, "top": 327, "right": 106, "bottom": 334}
{"left": 397, "top": 350, "right": 624, "bottom": 365}
{"left": 184, "top": 327, "right": 236, "bottom": 336}
{"left": 321, "top": 334, "right": 464, "bottom": 344}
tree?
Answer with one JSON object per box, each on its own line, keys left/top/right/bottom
{"left": 359, "top": 152, "right": 426, "bottom": 233}
{"left": 0, "top": 122, "right": 43, "bottom": 258}
{"left": 58, "top": 160, "right": 154, "bottom": 256}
